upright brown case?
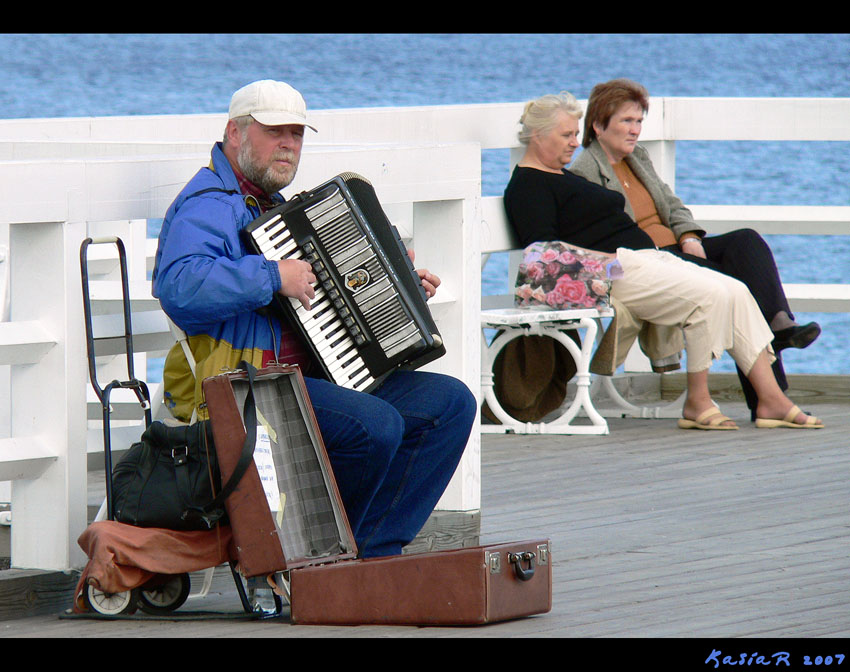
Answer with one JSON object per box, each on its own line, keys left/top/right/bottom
{"left": 203, "top": 364, "right": 357, "bottom": 578}
{"left": 204, "top": 363, "right": 551, "bottom": 625}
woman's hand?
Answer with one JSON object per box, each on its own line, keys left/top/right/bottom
{"left": 680, "top": 238, "right": 706, "bottom": 259}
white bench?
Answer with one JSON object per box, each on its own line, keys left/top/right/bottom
{"left": 479, "top": 193, "right": 850, "bottom": 435}
{"left": 479, "top": 196, "right": 694, "bottom": 435}
{"left": 480, "top": 306, "right": 614, "bottom": 435}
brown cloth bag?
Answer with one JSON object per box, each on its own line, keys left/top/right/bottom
{"left": 73, "top": 520, "right": 234, "bottom": 612}
{"left": 483, "top": 332, "right": 579, "bottom": 424}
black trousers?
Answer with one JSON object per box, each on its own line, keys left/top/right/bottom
{"left": 663, "top": 228, "right": 791, "bottom": 415}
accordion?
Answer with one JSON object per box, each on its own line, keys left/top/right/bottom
{"left": 242, "top": 172, "right": 445, "bottom": 393}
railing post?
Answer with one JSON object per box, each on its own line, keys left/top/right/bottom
{"left": 0, "top": 228, "right": 9, "bottom": 511}
{"left": 641, "top": 139, "right": 677, "bottom": 193}
{"left": 411, "top": 197, "right": 481, "bottom": 512}
{"left": 624, "top": 102, "right": 676, "bottom": 372}
{"left": 8, "top": 218, "right": 87, "bottom": 570}
{"left": 598, "top": 135, "right": 678, "bottom": 374}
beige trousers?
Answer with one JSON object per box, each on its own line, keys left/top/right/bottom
{"left": 612, "top": 248, "right": 775, "bottom": 374}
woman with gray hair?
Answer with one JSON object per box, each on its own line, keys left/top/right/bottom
{"left": 503, "top": 91, "right": 823, "bottom": 430}
{"left": 569, "top": 78, "right": 819, "bottom": 420}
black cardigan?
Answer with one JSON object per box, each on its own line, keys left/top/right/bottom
{"left": 503, "top": 166, "right": 655, "bottom": 253}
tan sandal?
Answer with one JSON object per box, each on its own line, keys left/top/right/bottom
{"left": 678, "top": 408, "right": 739, "bottom": 431}
{"left": 755, "top": 404, "right": 824, "bottom": 429}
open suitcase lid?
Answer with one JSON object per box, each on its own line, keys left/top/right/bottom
{"left": 203, "top": 364, "right": 358, "bottom": 576}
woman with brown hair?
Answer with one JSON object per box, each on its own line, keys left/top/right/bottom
{"left": 569, "top": 78, "right": 820, "bottom": 420}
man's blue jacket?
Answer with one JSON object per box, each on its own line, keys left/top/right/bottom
{"left": 152, "top": 142, "right": 289, "bottom": 420}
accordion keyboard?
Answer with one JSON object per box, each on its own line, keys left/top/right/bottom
{"left": 251, "top": 208, "right": 377, "bottom": 392}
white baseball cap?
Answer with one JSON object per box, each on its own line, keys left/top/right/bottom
{"left": 228, "top": 80, "right": 317, "bottom": 132}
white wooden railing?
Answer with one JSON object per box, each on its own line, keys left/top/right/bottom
{"left": 1, "top": 97, "right": 848, "bottom": 571}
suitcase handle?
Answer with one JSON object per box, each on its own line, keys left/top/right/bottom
{"left": 508, "top": 551, "right": 536, "bottom": 581}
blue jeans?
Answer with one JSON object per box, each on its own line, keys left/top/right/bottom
{"left": 304, "top": 370, "right": 476, "bottom": 558}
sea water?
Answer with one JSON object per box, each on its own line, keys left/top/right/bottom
{"left": 2, "top": 33, "right": 848, "bottom": 374}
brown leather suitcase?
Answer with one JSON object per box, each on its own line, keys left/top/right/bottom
{"left": 288, "top": 539, "right": 552, "bottom": 626}
{"left": 204, "top": 363, "right": 552, "bottom": 625}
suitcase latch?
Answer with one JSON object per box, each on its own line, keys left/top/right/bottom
{"left": 487, "top": 551, "right": 501, "bottom": 574}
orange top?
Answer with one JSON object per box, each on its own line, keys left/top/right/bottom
{"left": 612, "top": 160, "right": 677, "bottom": 248}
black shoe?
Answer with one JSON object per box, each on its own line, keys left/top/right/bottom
{"left": 771, "top": 322, "right": 821, "bottom": 352}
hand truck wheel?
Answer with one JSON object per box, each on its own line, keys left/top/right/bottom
{"left": 83, "top": 582, "right": 140, "bottom": 616}
{"left": 136, "top": 573, "right": 191, "bottom": 614}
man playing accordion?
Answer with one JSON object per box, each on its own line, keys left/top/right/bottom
{"left": 152, "top": 80, "right": 475, "bottom": 558}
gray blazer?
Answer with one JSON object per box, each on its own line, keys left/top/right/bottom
{"left": 569, "top": 140, "right": 705, "bottom": 242}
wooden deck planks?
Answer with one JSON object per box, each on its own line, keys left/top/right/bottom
{"left": 1, "top": 401, "right": 848, "bottom": 639}
{"left": 477, "top": 402, "right": 850, "bottom": 638}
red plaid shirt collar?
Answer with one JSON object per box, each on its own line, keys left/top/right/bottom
{"left": 232, "top": 165, "right": 280, "bottom": 212}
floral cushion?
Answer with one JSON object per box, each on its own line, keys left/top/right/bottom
{"left": 514, "top": 241, "right": 619, "bottom": 311}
